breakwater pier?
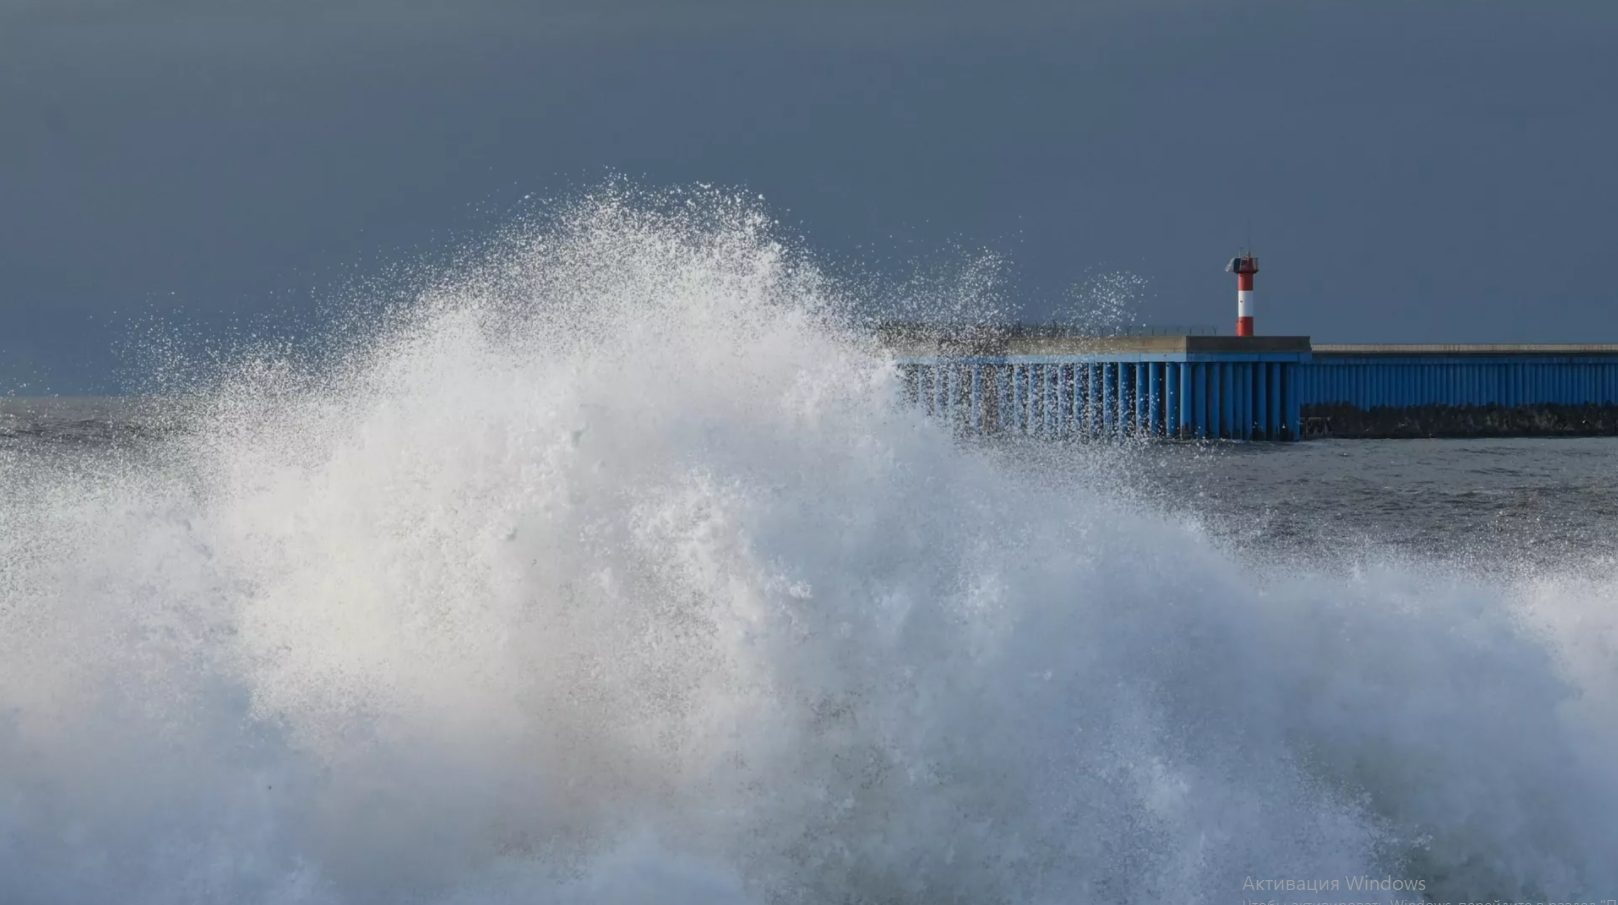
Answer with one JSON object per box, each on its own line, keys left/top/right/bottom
{"left": 883, "top": 325, "right": 1618, "bottom": 440}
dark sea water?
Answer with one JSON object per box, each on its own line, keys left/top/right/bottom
{"left": 1134, "top": 437, "right": 1618, "bottom": 569}
{"left": 3, "top": 195, "right": 1617, "bottom": 904}
{"left": 11, "top": 396, "right": 1615, "bottom": 570}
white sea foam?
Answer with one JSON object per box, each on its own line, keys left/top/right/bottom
{"left": 1, "top": 188, "right": 1615, "bottom": 904}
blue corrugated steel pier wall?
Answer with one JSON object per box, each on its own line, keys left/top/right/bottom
{"left": 898, "top": 352, "right": 1311, "bottom": 440}
{"left": 1300, "top": 348, "right": 1618, "bottom": 409}
{"left": 889, "top": 330, "right": 1618, "bottom": 441}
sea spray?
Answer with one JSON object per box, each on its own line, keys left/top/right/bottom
{"left": 1, "top": 187, "right": 1616, "bottom": 903}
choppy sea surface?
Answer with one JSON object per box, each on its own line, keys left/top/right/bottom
{"left": 8, "top": 397, "right": 1616, "bottom": 571}
{"left": 3, "top": 190, "right": 1616, "bottom": 904}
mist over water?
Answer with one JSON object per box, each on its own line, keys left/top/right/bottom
{"left": 3, "top": 189, "right": 1617, "bottom": 904}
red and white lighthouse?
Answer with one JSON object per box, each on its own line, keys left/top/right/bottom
{"left": 1226, "top": 254, "right": 1259, "bottom": 337}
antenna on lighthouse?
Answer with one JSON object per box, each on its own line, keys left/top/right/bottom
{"left": 1225, "top": 252, "right": 1260, "bottom": 337}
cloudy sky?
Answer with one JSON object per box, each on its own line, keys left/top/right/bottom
{"left": 3, "top": 0, "right": 1614, "bottom": 392}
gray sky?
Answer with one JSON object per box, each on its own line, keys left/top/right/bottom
{"left": 3, "top": 0, "right": 1615, "bottom": 393}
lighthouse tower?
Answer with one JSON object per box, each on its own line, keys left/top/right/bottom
{"left": 1226, "top": 254, "right": 1259, "bottom": 337}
